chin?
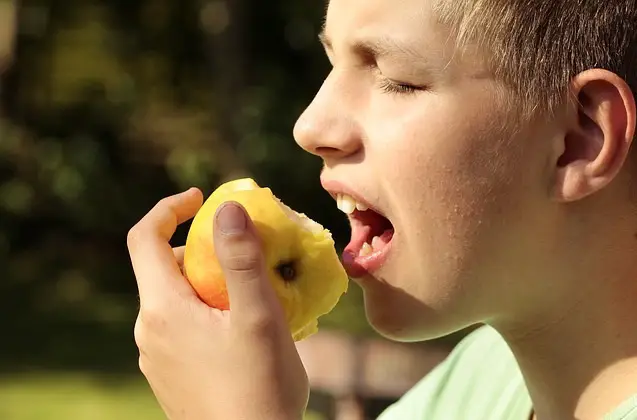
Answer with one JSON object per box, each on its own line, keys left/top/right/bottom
{"left": 359, "top": 278, "right": 466, "bottom": 343}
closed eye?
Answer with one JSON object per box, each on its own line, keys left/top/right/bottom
{"left": 377, "top": 77, "right": 425, "bottom": 95}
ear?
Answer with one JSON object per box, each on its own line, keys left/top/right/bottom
{"left": 552, "top": 69, "right": 636, "bottom": 202}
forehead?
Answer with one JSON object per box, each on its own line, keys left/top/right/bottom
{"left": 323, "top": 0, "right": 488, "bottom": 76}
{"left": 324, "top": 0, "right": 439, "bottom": 47}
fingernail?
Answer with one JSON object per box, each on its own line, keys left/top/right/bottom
{"left": 216, "top": 202, "right": 247, "bottom": 234}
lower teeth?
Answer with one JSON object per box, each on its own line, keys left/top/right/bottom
{"left": 358, "top": 235, "right": 388, "bottom": 257}
{"left": 359, "top": 242, "right": 373, "bottom": 257}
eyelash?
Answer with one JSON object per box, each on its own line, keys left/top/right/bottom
{"left": 378, "top": 78, "right": 422, "bottom": 95}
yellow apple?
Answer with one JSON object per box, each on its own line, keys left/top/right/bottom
{"left": 183, "top": 178, "right": 349, "bottom": 341}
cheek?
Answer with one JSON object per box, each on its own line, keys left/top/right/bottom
{"left": 371, "top": 96, "right": 530, "bottom": 305}
{"left": 376, "top": 95, "right": 518, "bottom": 225}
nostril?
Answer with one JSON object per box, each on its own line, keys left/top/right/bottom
{"left": 315, "top": 146, "right": 342, "bottom": 156}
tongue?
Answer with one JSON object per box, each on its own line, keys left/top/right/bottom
{"left": 342, "top": 209, "right": 394, "bottom": 263}
{"left": 343, "top": 221, "right": 394, "bottom": 258}
{"left": 346, "top": 224, "right": 371, "bottom": 253}
{"left": 342, "top": 225, "right": 394, "bottom": 278}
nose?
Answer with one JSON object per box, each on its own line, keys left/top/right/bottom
{"left": 293, "top": 70, "right": 363, "bottom": 161}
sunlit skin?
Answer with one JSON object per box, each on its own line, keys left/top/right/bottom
{"left": 293, "top": 0, "right": 637, "bottom": 418}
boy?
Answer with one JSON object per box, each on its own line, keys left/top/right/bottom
{"left": 126, "top": 0, "right": 637, "bottom": 419}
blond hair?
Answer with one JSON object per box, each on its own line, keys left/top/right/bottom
{"left": 434, "top": 0, "right": 637, "bottom": 119}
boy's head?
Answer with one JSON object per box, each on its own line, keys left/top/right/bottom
{"left": 434, "top": 0, "right": 637, "bottom": 119}
{"left": 294, "top": 0, "right": 637, "bottom": 342}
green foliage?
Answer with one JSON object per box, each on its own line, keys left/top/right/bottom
{"left": 0, "top": 0, "right": 376, "bottom": 374}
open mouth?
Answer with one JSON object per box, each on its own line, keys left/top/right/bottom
{"left": 335, "top": 194, "right": 395, "bottom": 278}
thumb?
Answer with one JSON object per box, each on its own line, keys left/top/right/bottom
{"left": 213, "top": 201, "right": 281, "bottom": 323}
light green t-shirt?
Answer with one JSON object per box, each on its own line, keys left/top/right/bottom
{"left": 377, "top": 325, "right": 637, "bottom": 420}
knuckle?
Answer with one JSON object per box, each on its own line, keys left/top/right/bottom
{"left": 224, "top": 251, "right": 262, "bottom": 273}
{"left": 154, "top": 196, "right": 176, "bottom": 217}
{"left": 127, "top": 225, "right": 142, "bottom": 250}
{"left": 133, "top": 315, "right": 145, "bottom": 349}
{"left": 242, "top": 310, "right": 279, "bottom": 337}
{"left": 155, "top": 195, "right": 173, "bottom": 209}
{"left": 128, "top": 196, "right": 177, "bottom": 250}
{"left": 138, "top": 356, "right": 149, "bottom": 376}
{"left": 139, "top": 304, "right": 169, "bottom": 332}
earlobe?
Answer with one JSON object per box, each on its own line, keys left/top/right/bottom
{"left": 552, "top": 69, "right": 636, "bottom": 203}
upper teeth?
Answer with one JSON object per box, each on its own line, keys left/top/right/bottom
{"left": 336, "top": 194, "right": 368, "bottom": 214}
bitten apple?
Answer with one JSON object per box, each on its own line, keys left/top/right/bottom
{"left": 183, "top": 178, "right": 349, "bottom": 341}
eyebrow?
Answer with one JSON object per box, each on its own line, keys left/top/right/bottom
{"left": 318, "top": 26, "right": 430, "bottom": 64}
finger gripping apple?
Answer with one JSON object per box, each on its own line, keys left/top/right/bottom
{"left": 183, "top": 178, "right": 349, "bottom": 341}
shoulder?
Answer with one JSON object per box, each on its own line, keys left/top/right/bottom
{"left": 377, "top": 325, "right": 531, "bottom": 419}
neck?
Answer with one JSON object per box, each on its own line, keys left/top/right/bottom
{"left": 498, "top": 259, "right": 637, "bottom": 420}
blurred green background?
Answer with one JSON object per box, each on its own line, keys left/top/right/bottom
{"left": 0, "top": 1, "right": 464, "bottom": 418}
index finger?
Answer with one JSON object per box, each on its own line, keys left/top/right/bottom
{"left": 127, "top": 188, "right": 203, "bottom": 305}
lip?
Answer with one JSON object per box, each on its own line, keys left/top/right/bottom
{"left": 320, "top": 176, "right": 394, "bottom": 278}
{"left": 342, "top": 228, "right": 394, "bottom": 278}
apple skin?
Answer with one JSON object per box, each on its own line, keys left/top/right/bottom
{"left": 183, "top": 178, "right": 349, "bottom": 341}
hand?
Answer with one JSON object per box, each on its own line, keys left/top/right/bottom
{"left": 127, "top": 188, "right": 309, "bottom": 420}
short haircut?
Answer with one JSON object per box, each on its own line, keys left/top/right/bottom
{"left": 434, "top": 0, "right": 637, "bottom": 118}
